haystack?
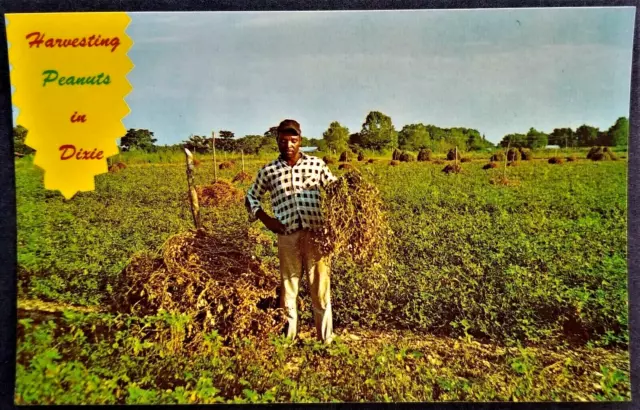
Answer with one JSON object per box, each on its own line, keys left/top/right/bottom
{"left": 367, "top": 159, "right": 377, "bottom": 164}
{"left": 219, "top": 161, "right": 234, "bottom": 170}
{"left": 442, "top": 164, "right": 462, "bottom": 174}
{"left": 111, "top": 227, "right": 285, "bottom": 345}
{"left": 357, "top": 152, "right": 365, "bottom": 161}
{"left": 339, "top": 151, "right": 353, "bottom": 162}
{"left": 390, "top": 160, "right": 400, "bottom": 166}
{"left": 338, "top": 163, "right": 355, "bottom": 170}
{"left": 232, "top": 171, "right": 253, "bottom": 183}
{"left": 566, "top": 154, "right": 578, "bottom": 162}
{"left": 446, "top": 149, "right": 461, "bottom": 161}
{"left": 323, "top": 156, "right": 336, "bottom": 165}
{"left": 196, "top": 180, "right": 243, "bottom": 207}
{"left": 108, "top": 162, "right": 127, "bottom": 173}
{"left": 490, "top": 151, "right": 505, "bottom": 162}
{"left": 483, "top": 162, "right": 498, "bottom": 170}
{"left": 460, "top": 157, "right": 472, "bottom": 163}
{"left": 417, "top": 149, "right": 432, "bottom": 162}
{"left": 548, "top": 157, "right": 564, "bottom": 164}
{"left": 399, "top": 152, "right": 415, "bottom": 162}
{"left": 317, "top": 170, "right": 391, "bottom": 264}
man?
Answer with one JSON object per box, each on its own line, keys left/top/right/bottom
{"left": 245, "top": 119, "right": 337, "bottom": 344}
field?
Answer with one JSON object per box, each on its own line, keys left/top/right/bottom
{"left": 14, "top": 150, "right": 630, "bottom": 403}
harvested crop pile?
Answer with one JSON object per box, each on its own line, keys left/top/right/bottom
{"left": 390, "top": 160, "right": 400, "bottom": 166}
{"left": 460, "top": 157, "right": 472, "bottom": 163}
{"left": 442, "top": 164, "right": 462, "bottom": 174}
{"left": 490, "top": 176, "right": 520, "bottom": 186}
{"left": 339, "top": 151, "right": 353, "bottom": 162}
{"left": 507, "top": 148, "right": 521, "bottom": 162}
{"left": 399, "top": 152, "right": 415, "bottom": 162}
{"left": 232, "top": 171, "right": 253, "bottom": 183}
{"left": 433, "top": 159, "right": 445, "bottom": 165}
{"left": 196, "top": 180, "right": 243, "bottom": 206}
{"left": 219, "top": 161, "right": 234, "bottom": 170}
{"left": 323, "top": 156, "right": 336, "bottom": 165}
{"left": 112, "top": 228, "right": 285, "bottom": 345}
{"left": 392, "top": 149, "right": 401, "bottom": 161}
{"left": 417, "top": 149, "right": 432, "bottom": 162}
{"left": 548, "top": 157, "right": 564, "bottom": 164}
{"left": 483, "top": 162, "right": 498, "bottom": 170}
{"left": 588, "top": 147, "right": 618, "bottom": 161}
{"left": 519, "top": 148, "right": 533, "bottom": 160}
{"left": 317, "top": 170, "right": 391, "bottom": 264}
{"left": 367, "top": 159, "right": 377, "bottom": 164}
{"left": 490, "top": 151, "right": 505, "bottom": 162}
{"left": 566, "top": 155, "right": 578, "bottom": 162}
{"left": 338, "top": 163, "right": 355, "bottom": 170}
{"left": 108, "top": 162, "right": 127, "bottom": 173}
{"left": 446, "top": 149, "right": 461, "bottom": 161}
{"left": 358, "top": 152, "right": 365, "bottom": 161}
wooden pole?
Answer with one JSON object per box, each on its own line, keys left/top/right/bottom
{"left": 455, "top": 146, "right": 458, "bottom": 167}
{"left": 184, "top": 148, "right": 202, "bottom": 230}
{"left": 212, "top": 131, "right": 217, "bottom": 183}
{"left": 241, "top": 149, "right": 245, "bottom": 173}
{"left": 504, "top": 140, "right": 510, "bottom": 180}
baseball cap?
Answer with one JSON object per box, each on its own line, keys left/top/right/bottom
{"left": 277, "top": 119, "right": 301, "bottom": 136}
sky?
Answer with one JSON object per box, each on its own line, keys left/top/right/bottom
{"left": 11, "top": 8, "right": 637, "bottom": 145}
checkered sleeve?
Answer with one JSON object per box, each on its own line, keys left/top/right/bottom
{"left": 246, "top": 167, "right": 270, "bottom": 218}
{"left": 319, "top": 163, "right": 338, "bottom": 188}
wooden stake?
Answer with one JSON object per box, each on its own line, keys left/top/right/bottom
{"left": 212, "top": 131, "right": 217, "bottom": 182}
{"left": 241, "top": 149, "right": 245, "bottom": 173}
{"left": 184, "top": 148, "right": 202, "bottom": 230}
{"left": 504, "top": 140, "right": 510, "bottom": 180}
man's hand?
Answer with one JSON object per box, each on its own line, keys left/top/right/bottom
{"left": 256, "top": 209, "right": 286, "bottom": 234}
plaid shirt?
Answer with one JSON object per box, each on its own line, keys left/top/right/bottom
{"left": 246, "top": 153, "right": 337, "bottom": 235}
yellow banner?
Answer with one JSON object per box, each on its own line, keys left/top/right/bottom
{"left": 7, "top": 12, "right": 133, "bottom": 199}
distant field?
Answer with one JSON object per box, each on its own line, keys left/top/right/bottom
{"left": 14, "top": 151, "right": 630, "bottom": 403}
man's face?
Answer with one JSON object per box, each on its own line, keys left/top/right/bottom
{"left": 277, "top": 131, "right": 301, "bottom": 160}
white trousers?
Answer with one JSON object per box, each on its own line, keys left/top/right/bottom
{"left": 277, "top": 229, "right": 333, "bottom": 343}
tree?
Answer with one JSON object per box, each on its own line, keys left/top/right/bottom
{"left": 237, "top": 135, "right": 263, "bottom": 155}
{"left": 359, "top": 111, "right": 398, "bottom": 151}
{"left": 549, "top": 128, "right": 575, "bottom": 148}
{"left": 526, "top": 127, "right": 548, "bottom": 149}
{"left": 607, "top": 117, "right": 629, "bottom": 147}
{"left": 218, "top": 130, "right": 237, "bottom": 152}
{"left": 322, "top": 121, "right": 350, "bottom": 153}
{"left": 398, "top": 123, "right": 431, "bottom": 151}
{"left": 120, "top": 129, "right": 157, "bottom": 152}
{"left": 575, "top": 125, "right": 599, "bottom": 147}
{"left": 183, "top": 134, "right": 211, "bottom": 154}
{"left": 13, "top": 125, "right": 34, "bottom": 155}
{"left": 499, "top": 133, "right": 526, "bottom": 148}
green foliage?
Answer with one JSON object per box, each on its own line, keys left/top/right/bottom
{"left": 359, "top": 111, "right": 398, "bottom": 151}
{"left": 13, "top": 125, "right": 35, "bottom": 155}
{"left": 183, "top": 134, "right": 211, "bottom": 154}
{"left": 15, "top": 311, "right": 630, "bottom": 404}
{"left": 323, "top": 121, "right": 350, "bottom": 154}
{"left": 14, "top": 150, "right": 630, "bottom": 403}
{"left": 606, "top": 117, "right": 629, "bottom": 147}
{"left": 398, "top": 124, "right": 431, "bottom": 151}
{"left": 120, "top": 129, "right": 158, "bottom": 152}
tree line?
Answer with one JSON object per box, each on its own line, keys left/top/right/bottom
{"left": 12, "top": 113, "right": 629, "bottom": 156}
{"left": 499, "top": 117, "right": 629, "bottom": 149}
